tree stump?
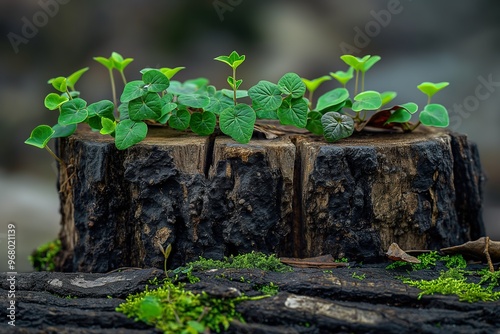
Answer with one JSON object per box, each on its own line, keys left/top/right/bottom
{"left": 54, "top": 126, "right": 484, "bottom": 272}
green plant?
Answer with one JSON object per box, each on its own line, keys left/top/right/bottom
{"left": 116, "top": 278, "right": 266, "bottom": 333}
{"left": 29, "top": 239, "right": 61, "bottom": 271}
{"left": 25, "top": 51, "right": 451, "bottom": 160}
{"left": 351, "top": 272, "right": 366, "bottom": 280}
{"left": 175, "top": 251, "right": 293, "bottom": 273}
{"left": 256, "top": 282, "right": 279, "bottom": 296}
{"left": 402, "top": 268, "right": 500, "bottom": 303}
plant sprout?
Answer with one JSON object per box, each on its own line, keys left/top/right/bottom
{"left": 26, "top": 51, "right": 453, "bottom": 157}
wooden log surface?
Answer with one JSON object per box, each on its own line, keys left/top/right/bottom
{"left": 55, "top": 126, "right": 484, "bottom": 272}
{"left": 1, "top": 265, "right": 499, "bottom": 333}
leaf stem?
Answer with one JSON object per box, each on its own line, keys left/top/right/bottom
{"left": 119, "top": 70, "right": 127, "bottom": 85}
{"left": 354, "top": 70, "right": 359, "bottom": 96}
{"left": 410, "top": 120, "right": 421, "bottom": 131}
{"left": 109, "top": 68, "right": 117, "bottom": 109}
{"left": 45, "top": 145, "right": 64, "bottom": 166}
{"left": 361, "top": 71, "right": 365, "bottom": 92}
{"left": 232, "top": 66, "right": 237, "bottom": 105}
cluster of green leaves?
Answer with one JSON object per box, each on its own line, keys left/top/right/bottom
{"left": 387, "top": 252, "right": 500, "bottom": 302}
{"left": 301, "top": 54, "right": 450, "bottom": 142}
{"left": 175, "top": 251, "right": 293, "bottom": 273}
{"left": 116, "top": 279, "right": 248, "bottom": 334}
{"left": 29, "top": 238, "right": 61, "bottom": 271}
{"left": 25, "top": 51, "right": 451, "bottom": 158}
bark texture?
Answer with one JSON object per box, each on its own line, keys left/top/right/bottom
{"left": 55, "top": 126, "right": 484, "bottom": 272}
{"left": 2, "top": 266, "right": 499, "bottom": 333}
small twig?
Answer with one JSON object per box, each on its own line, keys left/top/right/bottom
{"left": 484, "top": 236, "right": 495, "bottom": 273}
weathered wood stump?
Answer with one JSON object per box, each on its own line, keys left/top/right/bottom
{"left": 55, "top": 126, "right": 484, "bottom": 272}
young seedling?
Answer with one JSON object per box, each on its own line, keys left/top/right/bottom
{"left": 25, "top": 67, "right": 90, "bottom": 164}
{"left": 301, "top": 75, "right": 331, "bottom": 109}
{"left": 414, "top": 81, "right": 450, "bottom": 130}
{"left": 330, "top": 67, "right": 354, "bottom": 88}
{"left": 94, "top": 52, "right": 134, "bottom": 108}
{"left": 214, "top": 50, "right": 246, "bottom": 105}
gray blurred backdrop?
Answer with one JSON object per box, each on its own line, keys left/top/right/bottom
{"left": 1, "top": 0, "right": 499, "bottom": 271}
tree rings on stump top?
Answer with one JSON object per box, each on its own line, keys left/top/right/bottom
{"left": 55, "top": 126, "right": 484, "bottom": 272}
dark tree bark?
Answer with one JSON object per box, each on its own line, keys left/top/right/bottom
{"left": 54, "top": 126, "right": 484, "bottom": 272}
{"left": 2, "top": 266, "right": 499, "bottom": 333}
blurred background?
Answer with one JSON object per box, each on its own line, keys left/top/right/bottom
{"left": 1, "top": 0, "right": 499, "bottom": 271}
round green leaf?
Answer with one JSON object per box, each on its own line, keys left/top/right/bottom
{"left": 278, "top": 72, "right": 306, "bottom": 99}
{"left": 168, "top": 109, "right": 191, "bottom": 130}
{"left": 380, "top": 91, "right": 397, "bottom": 107}
{"left": 219, "top": 104, "right": 256, "bottom": 144}
{"left": 351, "top": 90, "right": 382, "bottom": 112}
{"left": 340, "top": 55, "right": 370, "bottom": 71}
{"left": 419, "top": 104, "right": 449, "bottom": 127}
{"left": 361, "top": 55, "right": 381, "bottom": 73}
{"left": 157, "top": 102, "right": 176, "bottom": 124}
{"left": 44, "top": 93, "right": 69, "bottom": 110}
{"left": 221, "top": 89, "right": 248, "bottom": 99}
{"left": 100, "top": 117, "right": 116, "bottom": 135}
{"left": 321, "top": 111, "right": 354, "bottom": 142}
{"left": 386, "top": 108, "right": 412, "bottom": 124}
{"left": 128, "top": 92, "right": 162, "bottom": 121}
{"left": 115, "top": 119, "right": 147, "bottom": 150}
{"left": 58, "top": 98, "right": 88, "bottom": 126}
{"left": 138, "top": 296, "right": 162, "bottom": 322}
{"left": 52, "top": 123, "right": 77, "bottom": 138}
{"left": 417, "top": 82, "right": 449, "bottom": 99}
{"left": 306, "top": 111, "right": 324, "bottom": 135}
{"left": 248, "top": 81, "right": 283, "bottom": 111}
{"left": 87, "top": 100, "right": 115, "bottom": 118}
{"left": 316, "top": 88, "right": 349, "bottom": 112}
{"left": 190, "top": 111, "right": 216, "bottom": 136}
{"left": 277, "top": 97, "right": 308, "bottom": 128}
{"left": 120, "top": 80, "right": 147, "bottom": 103}
{"left": 168, "top": 81, "right": 198, "bottom": 95}
{"left": 143, "top": 70, "right": 170, "bottom": 93}
{"left": 214, "top": 51, "right": 245, "bottom": 69}
{"left": 94, "top": 56, "right": 114, "bottom": 70}
{"left": 177, "top": 94, "right": 210, "bottom": 109}
{"left": 302, "top": 76, "right": 331, "bottom": 93}
{"left": 330, "top": 67, "right": 354, "bottom": 86}
{"left": 48, "top": 76, "right": 67, "bottom": 93}
{"left": 25, "top": 125, "right": 55, "bottom": 148}
{"left": 205, "top": 91, "right": 233, "bottom": 115}
{"left": 159, "top": 67, "right": 185, "bottom": 80}
{"left": 66, "top": 67, "right": 89, "bottom": 91}
{"left": 400, "top": 102, "right": 418, "bottom": 114}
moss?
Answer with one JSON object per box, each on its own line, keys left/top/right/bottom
{"left": 177, "top": 251, "right": 293, "bottom": 273}
{"left": 387, "top": 252, "right": 499, "bottom": 302}
{"left": 116, "top": 279, "right": 266, "bottom": 333}
{"left": 402, "top": 268, "right": 500, "bottom": 303}
{"left": 29, "top": 239, "right": 61, "bottom": 272}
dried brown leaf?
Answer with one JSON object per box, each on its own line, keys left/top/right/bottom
{"left": 441, "top": 237, "right": 500, "bottom": 262}
{"left": 386, "top": 242, "right": 421, "bottom": 264}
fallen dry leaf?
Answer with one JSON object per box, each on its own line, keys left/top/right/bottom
{"left": 441, "top": 237, "right": 500, "bottom": 262}
{"left": 386, "top": 243, "right": 421, "bottom": 264}
{"left": 280, "top": 254, "right": 349, "bottom": 269}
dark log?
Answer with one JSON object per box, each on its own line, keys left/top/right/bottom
{"left": 54, "top": 126, "right": 484, "bottom": 272}
{"left": 1, "top": 265, "right": 499, "bottom": 333}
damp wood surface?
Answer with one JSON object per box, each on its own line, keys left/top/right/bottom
{"left": 1, "top": 265, "right": 499, "bottom": 334}
{"left": 55, "top": 125, "right": 484, "bottom": 272}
